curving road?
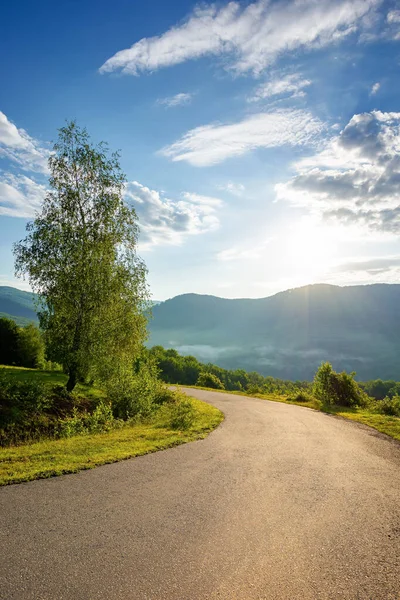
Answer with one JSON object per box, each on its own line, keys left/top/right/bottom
{"left": 1, "top": 389, "right": 400, "bottom": 600}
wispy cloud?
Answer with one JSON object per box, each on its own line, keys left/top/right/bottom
{"left": 125, "top": 181, "right": 222, "bottom": 247}
{"left": 276, "top": 110, "right": 400, "bottom": 235}
{"left": 249, "top": 73, "right": 311, "bottom": 102}
{"left": 157, "top": 92, "right": 194, "bottom": 108}
{"left": 217, "top": 239, "right": 272, "bottom": 262}
{"left": 100, "top": 0, "right": 380, "bottom": 77}
{"left": 0, "top": 111, "right": 49, "bottom": 174}
{"left": 370, "top": 81, "right": 380, "bottom": 95}
{"left": 0, "top": 173, "right": 46, "bottom": 218}
{"left": 217, "top": 182, "right": 245, "bottom": 196}
{"left": 160, "top": 109, "right": 324, "bottom": 167}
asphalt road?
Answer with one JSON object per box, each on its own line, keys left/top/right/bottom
{"left": 1, "top": 389, "right": 400, "bottom": 600}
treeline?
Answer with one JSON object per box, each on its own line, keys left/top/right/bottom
{"left": 149, "top": 346, "right": 310, "bottom": 394}
{"left": 0, "top": 318, "right": 45, "bottom": 369}
{"left": 148, "top": 345, "right": 400, "bottom": 410}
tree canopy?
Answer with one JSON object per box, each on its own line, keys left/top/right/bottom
{"left": 14, "top": 121, "right": 149, "bottom": 390}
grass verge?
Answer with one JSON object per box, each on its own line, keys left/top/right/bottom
{"left": 0, "top": 365, "right": 105, "bottom": 399}
{"left": 0, "top": 397, "right": 223, "bottom": 486}
{"left": 182, "top": 385, "right": 400, "bottom": 442}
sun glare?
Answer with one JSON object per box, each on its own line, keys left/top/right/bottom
{"left": 282, "top": 219, "right": 337, "bottom": 281}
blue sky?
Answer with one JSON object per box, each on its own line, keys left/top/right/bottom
{"left": 1, "top": 0, "right": 400, "bottom": 300}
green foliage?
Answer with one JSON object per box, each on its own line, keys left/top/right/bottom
{"left": 313, "top": 362, "right": 368, "bottom": 407}
{"left": 149, "top": 345, "right": 310, "bottom": 395}
{"left": 374, "top": 395, "right": 400, "bottom": 417}
{"left": 0, "top": 319, "right": 45, "bottom": 369}
{"left": 14, "top": 121, "right": 149, "bottom": 391}
{"left": 17, "top": 323, "right": 45, "bottom": 369}
{"left": 196, "top": 371, "right": 225, "bottom": 390}
{"left": 0, "top": 318, "right": 21, "bottom": 366}
{"left": 168, "top": 397, "right": 196, "bottom": 430}
{"left": 289, "top": 391, "right": 315, "bottom": 403}
{"left": 59, "top": 402, "right": 117, "bottom": 438}
{"left": 361, "top": 379, "right": 400, "bottom": 400}
{"left": 105, "top": 352, "right": 163, "bottom": 419}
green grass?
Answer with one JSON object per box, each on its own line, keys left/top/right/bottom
{"left": 183, "top": 385, "right": 400, "bottom": 442}
{"left": 0, "top": 397, "right": 223, "bottom": 486}
{"left": 0, "top": 365, "right": 105, "bottom": 399}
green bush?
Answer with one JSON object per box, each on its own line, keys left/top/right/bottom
{"left": 106, "top": 355, "right": 162, "bottom": 419}
{"left": 168, "top": 397, "right": 196, "bottom": 430}
{"left": 196, "top": 372, "right": 225, "bottom": 390}
{"left": 59, "top": 401, "right": 118, "bottom": 438}
{"left": 313, "top": 362, "right": 368, "bottom": 407}
{"left": 375, "top": 395, "right": 400, "bottom": 417}
{"left": 289, "top": 391, "right": 314, "bottom": 403}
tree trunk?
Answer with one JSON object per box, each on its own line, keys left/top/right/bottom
{"left": 66, "top": 368, "right": 77, "bottom": 392}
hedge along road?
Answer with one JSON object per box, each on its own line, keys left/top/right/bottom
{"left": 1, "top": 388, "right": 400, "bottom": 600}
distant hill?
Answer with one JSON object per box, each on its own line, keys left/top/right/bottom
{"left": 3, "top": 283, "right": 400, "bottom": 380}
{"left": 149, "top": 284, "right": 400, "bottom": 381}
{"left": 0, "top": 286, "right": 38, "bottom": 326}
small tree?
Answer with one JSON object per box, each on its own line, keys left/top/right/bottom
{"left": 14, "top": 121, "right": 149, "bottom": 390}
{"left": 18, "top": 323, "right": 45, "bottom": 369}
{"left": 313, "top": 362, "right": 367, "bottom": 407}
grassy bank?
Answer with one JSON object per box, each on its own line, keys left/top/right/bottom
{"left": 0, "top": 397, "right": 223, "bottom": 486}
{"left": 0, "top": 365, "right": 105, "bottom": 399}
{"left": 184, "top": 386, "right": 400, "bottom": 442}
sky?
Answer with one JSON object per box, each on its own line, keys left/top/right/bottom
{"left": 1, "top": 0, "right": 400, "bottom": 300}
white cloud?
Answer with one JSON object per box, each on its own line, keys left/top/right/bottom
{"left": 217, "top": 182, "right": 245, "bottom": 196}
{"left": 0, "top": 173, "right": 46, "bottom": 218}
{"left": 275, "top": 110, "right": 400, "bottom": 235}
{"left": 157, "top": 92, "right": 194, "bottom": 108}
{"left": 0, "top": 111, "right": 49, "bottom": 174}
{"left": 161, "top": 109, "right": 324, "bottom": 167}
{"left": 387, "top": 9, "right": 400, "bottom": 23}
{"left": 124, "top": 181, "right": 222, "bottom": 247}
{"left": 217, "top": 239, "right": 272, "bottom": 261}
{"left": 249, "top": 73, "right": 311, "bottom": 102}
{"left": 370, "top": 81, "right": 380, "bottom": 95}
{"left": 100, "top": 0, "right": 380, "bottom": 77}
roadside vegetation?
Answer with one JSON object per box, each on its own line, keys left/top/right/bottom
{"left": 0, "top": 391, "right": 222, "bottom": 486}
{"left": 148, "top": 347, "right": 400, "bottom": 441}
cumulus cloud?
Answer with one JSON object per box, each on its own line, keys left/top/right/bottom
{"left": 249, "top": 73, "right": 311, "bottom": 102}
{"left": 275, "top": 110, "right": 400, "bottom": 235}
{"left": 0, "top": 173, "right": 46, "bottom": 218}
{"left": 157, "top": 92, "right": 194, "bottom": 108}
{"left": 0, "top": 111, "right": 49, "bottom": 174}
{"left": 124, "top": 181, "right": 222, "bottom": 247}
{"left": 161, "top": 109, "right": 324, "bottom": 167}
{"left": 100, "top": 0, "right": 380, "bottom": 77}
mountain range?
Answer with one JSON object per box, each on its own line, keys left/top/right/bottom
{"left": 2, "top": 283, "right": 400, "bottom": 380}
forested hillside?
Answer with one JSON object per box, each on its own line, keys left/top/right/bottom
{"left": 149, "top": 284, "right": 400, "bottom": 380}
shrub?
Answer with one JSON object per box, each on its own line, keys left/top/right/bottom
{"left": 196, "top": 372, "right": 225, "bottom": 390}
{"left": 153, "top": 386, "right": 177, "bottom": 406}
{"left": 59, "top": 401, "right": 118, "bottom": 438}
{"left": 168, "top": 397, "right": 196, "bottom": 430}
{"left": 289, "top": 391, "right": 314, "bottom": 403}
{"left": 375, "top": 395, "right": 400, "bottom": 417}
{"left": 106, "top": 355, "right": 162, "bottom": 419}
{"left": 313, "top": 362, "right": 368, "bottom": 407}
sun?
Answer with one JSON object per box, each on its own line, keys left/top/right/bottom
{"left": 281, "top": 218, "right": 338, "bottom": 282}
